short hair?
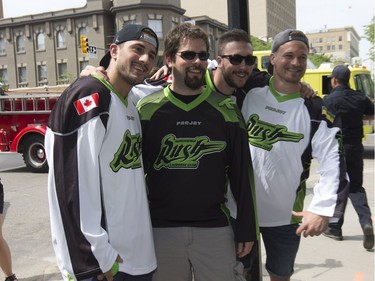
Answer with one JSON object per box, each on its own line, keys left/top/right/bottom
{"left": 218, "top": 29, "right": 252, "bottom": 55}
{"left": 164, "top": 23, "right": 209, "bottom": 60}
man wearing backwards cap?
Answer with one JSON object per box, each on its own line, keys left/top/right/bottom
{"left": 323, "top": 65, "right": 374, "bottom": 250}
{"left": 241, "top": 29, "right": 349, "bottom": 281}
{"left": 45, "top": 24, "right": 158, "bottom": 281}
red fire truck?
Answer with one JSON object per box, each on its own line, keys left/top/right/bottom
{"left": 0, "top": 91, "right": 61, "bottom": 173}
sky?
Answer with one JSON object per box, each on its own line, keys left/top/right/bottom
{"left": 3, "top": 0, "right": 374, "bottom": 66}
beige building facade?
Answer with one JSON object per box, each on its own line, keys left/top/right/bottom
{"left": 2, "top": 0, "right": 359, "bottom": 89}
{"left": 182, "top": 0, "right": 296, "bottom": 40}
{"left": 0, "top": 0, "right": 227, "bottom": 89}
{"left": 305, "top": 27, "right": 360, "bottom": 64}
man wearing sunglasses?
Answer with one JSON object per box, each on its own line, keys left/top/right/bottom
{"left": 137, "top": 22, "right": 257, "bottom": 281}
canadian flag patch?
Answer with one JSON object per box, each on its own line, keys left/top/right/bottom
{"left": 74, "top": 93, "right": 99, "bottom": 115}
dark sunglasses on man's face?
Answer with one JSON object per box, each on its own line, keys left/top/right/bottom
{"left": 220, "top": 54, "right": 257, "bottom": 66}
{"left": 176, "top": 51, "right": 210, "bottom": 61}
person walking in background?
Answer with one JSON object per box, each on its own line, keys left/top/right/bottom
{"left": 241, "top": 29, "right": 349, "bottom": 281}
{"left": 0, "top": 179, "right": 18, "bottom": 281}
{"left": 137, "top": 22, "right": 257, "bottom": 281}
{"left": 45, "top": 24, "right": 159, "bottom": 281}
{"left": 323, "top": 64, "right": 375, "bottom": 250}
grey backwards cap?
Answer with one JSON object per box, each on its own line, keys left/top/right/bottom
{"left": 271, "top": 29, "right": 309, "bottom": 52}
{"left": 100, "top": 24, "right": 159, "bottom": 68}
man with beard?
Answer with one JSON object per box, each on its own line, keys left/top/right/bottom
{"left": 137, "top": 23, "right": 257, "bottom": 281}
{"left": 241, "top": 29, "right": 349, "bottom": 281}
{"left": 45, "top": 24, "right": 158, "bottom": 281}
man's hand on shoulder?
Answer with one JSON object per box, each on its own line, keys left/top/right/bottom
{"left": 80, "top": 65, "right": 109, "bottom": 81}
{"left": 299, "top": 82, "right": 317, "bottom": 99}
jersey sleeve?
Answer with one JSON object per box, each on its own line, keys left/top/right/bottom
{"left": 308, "top": 119, "right": 349, "bottom": 221}
{"left": 46, "top": 76, "right": 117, "bottom": 278}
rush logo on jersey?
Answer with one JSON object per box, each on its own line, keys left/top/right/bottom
{"left": 74, "top": 93, "right": 99, "bottom": 115}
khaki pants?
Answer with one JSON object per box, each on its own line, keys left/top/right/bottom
{"left": 152, "top": 226, "right": 245, "bottom": 281}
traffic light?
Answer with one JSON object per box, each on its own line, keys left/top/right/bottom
{"left": 80, "top": 35, "right": 89, "bottom": 55}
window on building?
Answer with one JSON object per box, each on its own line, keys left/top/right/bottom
{"left": 208, "top": 35, "right": 215, "bottom": 53}
{"left": 0, "top": 69, "right": 8, "bottom": 84}
{"left": 0, "top": 38, "right": 5, "bottom": 55}
{"left": 331, "top": 45, "right": 335, "bottom": 51}
{"left": 327, "top": 45, "right": 331, "bottom": 51}
{"left": 80, "top": 61, "right": 89, "bottom": 73}
{"left": 339, "top": 36, "right": 342, "bottom": 41}
{"left": 148, "top": 19, "right": 163, "bottom": 38}
{"left": 18, "top": 66, "right": 27, "bottom": 83}
{"left": 78, "top": 27, "right": 87, "bottom": 37}
{"left": 57, "top": 31, "right": 66, "bottom": 48}
{"left": 57, "top": 62, "right": 68, "bottom": 81}
{"left": 38, "top": 64, "right": 47, "bottom": 81}
{"left": 123, "top": 20, "right": 136, "bottom": 28}
{"left": 339, "top": 44, "right": 343, "bottom": 50}
{"left": 36, "top": 33, "right": 45, "bottom": 50}
{"left": 16, "top": 35, "right": 25, "bottom": 53}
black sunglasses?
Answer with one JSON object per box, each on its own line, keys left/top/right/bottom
{"left": 220, "top": 54, "right": 257, "bottom": 66}
{"left": 176, "top": 51, "right": 210, "bottom": 61}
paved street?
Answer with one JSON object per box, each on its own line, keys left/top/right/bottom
{"left": 0, "top": 149, "right": 373, "bottom": 281}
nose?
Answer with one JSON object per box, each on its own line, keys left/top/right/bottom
{"left": 291, "top": 57, "right": 301, "bottom": 66}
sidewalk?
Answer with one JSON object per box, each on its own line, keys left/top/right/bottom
{"left": 2, "top": 151, "right": 374, "bottom": 281}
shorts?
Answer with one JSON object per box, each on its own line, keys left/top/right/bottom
{"left": 0, "top": 179, "right": 4, "bottom": 214}
{"left": 260, "top": 224, "right": 301, "bottom": 278}
{"left": 85, "top": 271, "right": 153, "bottom": 281}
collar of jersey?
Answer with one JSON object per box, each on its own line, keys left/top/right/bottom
{"left": 205, "top": 69, "right": 216, "bottom": 92}
{"left": 91, "top": 73, "right": 128, "bottom": 107}
{"left": 164, "top": 84, "right": 212, "bottom": 111}
{"left": 269, "top": 76, "right": 301, "bottom": 103}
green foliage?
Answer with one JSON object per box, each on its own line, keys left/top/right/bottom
{"left": 308, "top": 53, "right": 332, "bottom": 68}
{"left": 363, "top": 16, "right": 375, "bottom": 62}
{"left": 251, "top": 35, "right": 272, "bottom": 51}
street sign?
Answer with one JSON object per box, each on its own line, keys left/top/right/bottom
{"left": 88, "top": 46, "right": 97, "bottom": 59}
{"left": 88, "top": 46, "right": 97, "bottom": 54}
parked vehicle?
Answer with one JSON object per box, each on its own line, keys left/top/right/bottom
{"left": 0, "top": 91, "right": 60, "bottom": 172}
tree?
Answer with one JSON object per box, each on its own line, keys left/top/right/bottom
{"left": 363, "top": 16, "right": 375, "bottom": 62}
{"left": 308, "top": 53, "right": 332, "bottom": 68}
{"left": 251, "top": 35, "right": 271, "bottom": 51}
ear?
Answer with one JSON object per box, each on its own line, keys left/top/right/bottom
{"left": 270, "top": 53, "right": 276, "bottom": 66}
{"left": 165, "top": 54, "right": 174, "bottom": 68}
{"left": 109, "top": 44, "right": 119, "bottom": 61}
{"left": 216, "top": 56, "right": 224, "bottom": 68}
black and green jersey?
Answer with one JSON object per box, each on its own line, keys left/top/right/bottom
{"left": 137, "top": 85, "right": 257, "bottom": 242}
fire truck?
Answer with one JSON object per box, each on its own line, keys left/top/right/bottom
{"left": 0, "top": 90, "right": 61, "bottom": 173}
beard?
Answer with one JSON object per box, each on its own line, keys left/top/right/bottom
{"left": 118, "top": 62, "right": 148, "bottom": 86}
{"left": 221, "top": 67, "right": 249, "bottom": 89}
{"left": 184, "top": 66, "right": 206, "bottom": 90}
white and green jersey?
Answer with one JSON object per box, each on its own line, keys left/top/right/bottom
{"left": 46, "top": 76, "right": 156, "bottom": 280}
{"left": 241, "top": 78, "right": 349, "bottom": 227}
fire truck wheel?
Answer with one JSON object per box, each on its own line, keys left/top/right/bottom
{"left": 23, "top": 135, "right": 48, "bottom": 173}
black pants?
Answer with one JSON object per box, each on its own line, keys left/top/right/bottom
{"left": 329, "top": 143, "right": 372, "bottom": 233}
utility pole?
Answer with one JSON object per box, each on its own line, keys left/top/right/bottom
{"left": 227, "top": 0, "right": 249, "bottom": 33}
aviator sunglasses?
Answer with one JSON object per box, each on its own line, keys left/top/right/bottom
{"left": 220, "top": 54, "right": 257, "bottom": 66}
{"left": 176, "top": 51, "right": 210, "bottom": 61}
